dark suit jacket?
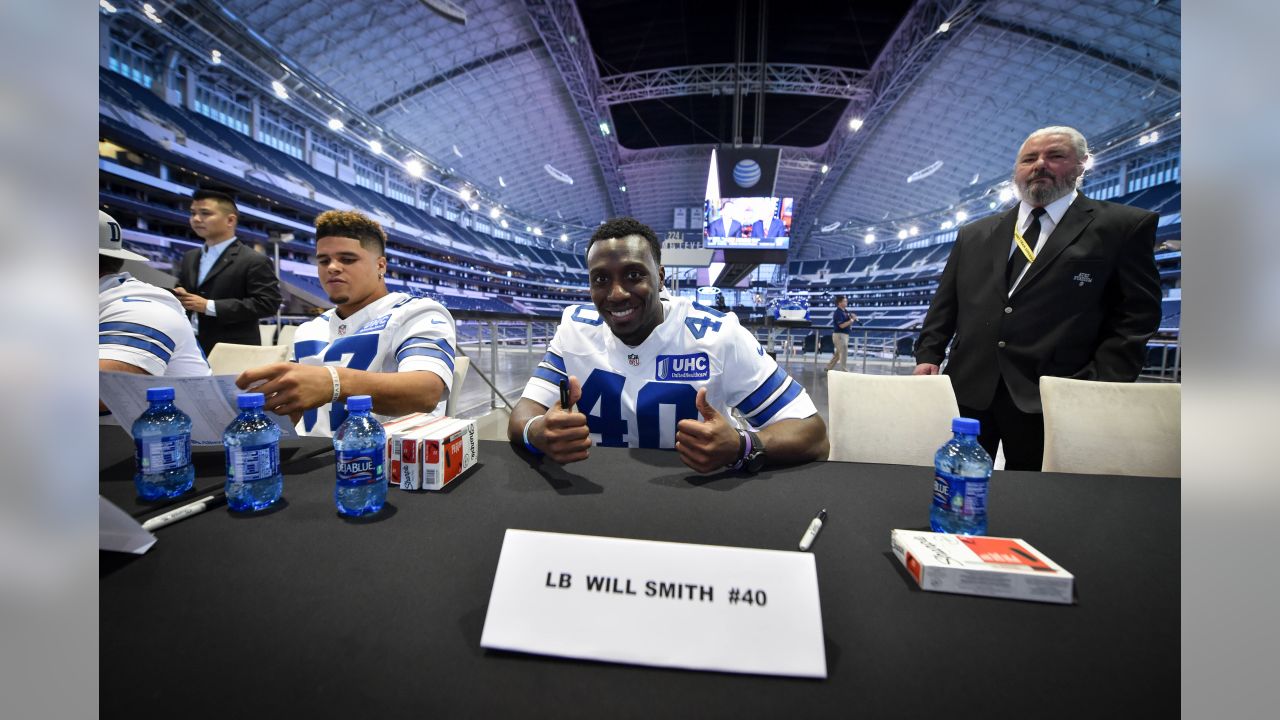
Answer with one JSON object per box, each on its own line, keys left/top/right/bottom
{"left": 706, "top": 218, "right": 742, "bottom": 239}
{"left": 177, "top": 239, "right": 282, "bottom": 354}
{"left": 914, "top": 195, "right": 1162, "bottom": 414}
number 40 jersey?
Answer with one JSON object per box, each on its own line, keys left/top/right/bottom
{"left": 521, "top": 296, "right": 818, "bottom": 449}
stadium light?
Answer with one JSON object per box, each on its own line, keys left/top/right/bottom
{"left": 599, "top": 122, "right": 611, "bottom": 136}
{"left": 848, "top": 117, "right": 864, "bottom": 131}
{"left": 327, "top": 117, "right": 343, "bottom": 131}
{"left": 209, "top": 49, "right": 222, "bottom": 65}
{"left": 369, "top": 140, "right": 383, "bottom": 155}
{"left": 864, "top": 233, "right": 876, "bottom": 244}
{"left": 100, "top": 1, "right": 117, "bottom": 13}
{"left": 500, "top": 219, "right": 509, "bottom": 229}
{"left": 989, "top": 201, "right": 998, "bottom": 209}
{"left": 909, "top": 226, "right": 919, "bottom": 236}
{"left": 955, "top": 210, "right": 968, "bottom": 222}
{"left": 405, "top": 159, "right": 424, "bottom": 178}
{"left": 937, "top": 21, "right": 951, "bottom": 33}
{"left": 272, "top": 80, "right": 289, "bottom": 100}
{"left": 143, "top": 3, "right": 163, "bottom": 24}
{"left": 998, "top": 186, "right": 1015, "bottom": 203}
{"left": 619, "top": 185, "right": 627, "bottom": 192}
{"left": 525, "top": 225, "right": 532, "bottom": 233}
{"left": 897, "top": 229, "right": 908, "bottom": 240}
{"left": 534, "top": 227, "right": 543, "bottom": 236}
{"left": 469, "top": 202, "right": 479, "bottom": 211}
{"left": 941, "top": 220, "right": 954, "bottom": 230}
{"left": 820, "top": 164, "right": 830, "bottom": 174}
{"left": 559, "top": 233, "right": 569, "bottom": 242}
{"left": 459, "top": 187, "right": 471, "bottom": 201}
{"left": 499, "top": 176, "right": 507, "bottom": 188}
{"left": 489, "top": 207, "right": 501, "bottom": 219}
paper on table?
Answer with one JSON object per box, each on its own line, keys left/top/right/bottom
{"left": 99, "top": 496, "right": 156, "bottom": 554}
{"left": 480, "top": 529, "right": 827, "bottom": 678}
{"left": 98, "top": 372, "right": 298, "bottom": 445}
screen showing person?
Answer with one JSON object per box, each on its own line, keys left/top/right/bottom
{"left": 704, "top": 197, "right": 792, "bottom": 249}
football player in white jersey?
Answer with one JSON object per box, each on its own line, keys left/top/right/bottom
{"left": 99, "top": 211, "right": 211, "bottom": 411}
{"left": 510, "top": 217, "right": 828, "bottom": 473}
{"left": 236, "top": 210, "right": 457, "bottom": 436}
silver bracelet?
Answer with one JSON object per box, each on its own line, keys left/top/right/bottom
{"left": 325, "top": 365, "right": 341, "bottom": 403}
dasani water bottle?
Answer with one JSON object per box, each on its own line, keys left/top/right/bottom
{"left": 132, "top": 386, "right": 195, "bottom": 500}
{"left": 223, "top": 392, "right": 283, "bottom": 512}
{"left": 930, "top": 417, "right": 993, "bottom": 536}
{"left": 333, "top": 395, "right": 387, "bottom": 517}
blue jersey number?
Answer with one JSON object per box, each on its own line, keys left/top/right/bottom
{"left": 299, "top": 334, "right": 379, "bottom": 432}
{"left": 684, "top": 303, "right": 724, "bottom": 340}
{"left": 578, "top": 369, "right": 699, "bottom": 448}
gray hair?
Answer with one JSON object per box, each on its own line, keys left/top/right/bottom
{"left": 1022, "top": 126, "right": 1090, "bottom": 187}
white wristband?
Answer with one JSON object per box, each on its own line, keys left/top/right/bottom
{"left": 523, "top": 414, "right": 545, "bottom": 455}
{"left": 325, "top": 365, "right": 341, "bottom": 404}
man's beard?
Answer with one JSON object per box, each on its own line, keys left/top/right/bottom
{"left": 1016, "top": 171, "right": 1076, "bottom": 206}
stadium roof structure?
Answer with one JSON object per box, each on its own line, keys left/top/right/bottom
{"left": 125, "top": 0, "right": 1180, "bottom": 258}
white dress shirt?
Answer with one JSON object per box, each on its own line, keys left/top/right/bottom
{"left": 1009, "top": 190, "right": 1077, "bottom": 294}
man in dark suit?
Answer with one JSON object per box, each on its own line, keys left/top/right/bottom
{"left": 913, "top": 126, "right": 1162, "bottom": 471}
{"left": 173, "top": 188, "right": 282, "bottom": 355}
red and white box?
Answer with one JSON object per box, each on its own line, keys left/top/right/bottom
{"left": 381, "top": 413, "right": 437, "bottom": 487}
{"left": 395, "top": 417, "right": 479, "bottom": 491}
{"left": 890, "top": 530, "right": 1075, "bottom": 605}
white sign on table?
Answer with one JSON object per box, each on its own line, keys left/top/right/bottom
{"left": 480, "top": 529, "right": 827, "bottom": 678}
{"left": 99, "top": 372, "right": 298, "bottom": 445}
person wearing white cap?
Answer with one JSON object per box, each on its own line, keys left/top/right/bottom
{"left": 99, "top": 210, "right": 210, "bottom": 411}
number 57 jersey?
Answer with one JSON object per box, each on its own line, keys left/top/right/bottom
{"left": 521, "top": 296, "right": 818, "bottom": 449}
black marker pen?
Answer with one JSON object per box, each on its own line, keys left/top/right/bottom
{"left": 559, "top": 378, "right": 571, "bottom": 410}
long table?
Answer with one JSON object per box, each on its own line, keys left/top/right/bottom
{"left": 100, "top": 426, "right": 1178, "bottom": 718}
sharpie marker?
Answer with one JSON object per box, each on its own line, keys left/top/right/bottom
{"left": 798, "top": 509, "right": 827, "bottom": 551}
{"left": 141, "top": 493, "right": 226, "bottom": 532}
{"left": 559, "top": 378, "right": 572, "bottom": 411}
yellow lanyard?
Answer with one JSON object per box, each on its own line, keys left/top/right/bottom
{"left": 1013, "top": 227, "right": 1037, "bottom": 264}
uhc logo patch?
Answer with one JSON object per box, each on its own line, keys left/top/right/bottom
{"left": 355, "top": 313, "right": 391, "bottom": 334}
{"left": 655, "top": 353, "right": 710, "bottom": 381}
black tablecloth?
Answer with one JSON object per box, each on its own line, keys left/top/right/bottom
{"left": 99, "top": 426, "right": 1178, "bottom": 718}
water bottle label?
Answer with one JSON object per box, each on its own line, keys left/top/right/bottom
{"left": 136, "top": 435, "right": 190, "bottom": 472}
{"left": 227, "top": 443, "right": 279, "bottom": 482}
{"left": 337, "top": 447, "right": 384, "bottom": 486}
{"left": 933, "top": 470, "right": 988, "bottom": 515}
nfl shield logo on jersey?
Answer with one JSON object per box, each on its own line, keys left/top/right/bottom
{"left": 628, "top": 353, "right": 640, "bottom": 366}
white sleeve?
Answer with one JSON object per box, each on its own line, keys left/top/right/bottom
{"left": 723, "top": 320, "right": 818, "bottom": 429}
{"left": 389, "top": 303, "right": 457, "bottom": 392}
{"left": 520, "top": 310, "right": 571, "bottom": 410}
{"left": 98, "top": 300, "right": 191, "bottom": 376}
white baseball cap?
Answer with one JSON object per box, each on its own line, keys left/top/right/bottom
{"left": 99, "top": 210, "right": 148, "bottom": 262}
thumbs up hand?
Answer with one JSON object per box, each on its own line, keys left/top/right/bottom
{"left": 537, "top": 375, "right": 592, "bottom": 464}
{"left": 675, "top": 387, "right": 742, "bottom": 474}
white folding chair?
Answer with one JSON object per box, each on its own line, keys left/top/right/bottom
{"left": 826, "top": 372, "right": 960, "bottom": 466}
{"left": 1040, "top": 377, "right": 1180, "bottom": 477}
{"left": 206, "top": 342, "right": 291, "bottom": 376}
{"left": 445, "top": 356, "right": 471, "bottom": 417}
{"left": 276, "top": 324, "right": 298, "bottom": 348}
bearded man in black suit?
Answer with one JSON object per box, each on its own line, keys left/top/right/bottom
{"left": 914, "top": 126, "right": 1162, "bottom": 471}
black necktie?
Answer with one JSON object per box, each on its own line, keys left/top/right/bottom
{"left": 1006, "top": 207, "right": 1046, "bottom": 288}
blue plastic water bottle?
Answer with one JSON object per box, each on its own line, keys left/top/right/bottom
{"left": 132, "top": 386, "right": 195, "bottom": 500}
{"left": 333, "top": 395, "right": 387, "bottom": 517}
{"left": 223, "top": 392, "right": 283, "bottom": 512}
{"left": 929, "top": 417, "right": 994, "bottom": 536}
